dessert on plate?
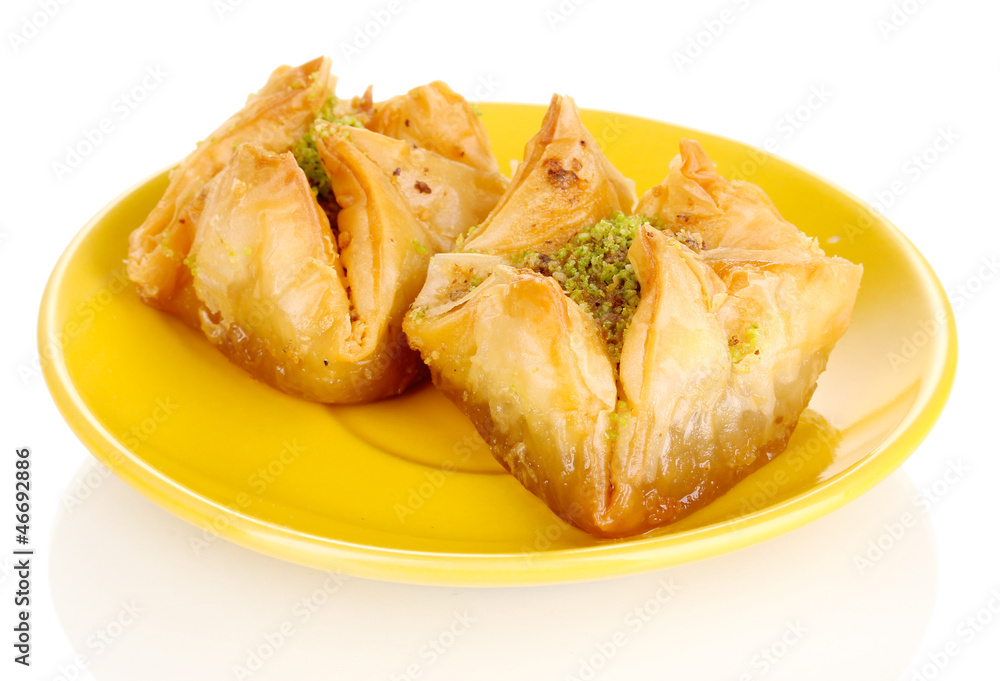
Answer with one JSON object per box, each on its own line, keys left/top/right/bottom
{"left": 125, "top": 59, "right": 862, "bottom": 537}
{"left": 403, "top": 96, "right": 862, "bottom": 537}
{"left": 126, "top": 59, "right": 507, "bottom": 403}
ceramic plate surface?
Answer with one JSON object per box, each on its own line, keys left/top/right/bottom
{"left": 39, "top": 104, "right": 956, "bottom": 586}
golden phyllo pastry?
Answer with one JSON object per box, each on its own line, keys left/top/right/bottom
{"left": 403, "top": 100, "right": 862, "bottom": 536}
{"left": 126, "top": 59, "right": 507, "bottom": 402}
{"left": 321, "top": 122, "right": 508, "bottom": 250}
{"left": 368, "top": 81, "right": 501, "bottom": 173}
{"left": 188, "top": 140, "right": 433, "bottom": 402}
{"left": 459, "top": 94, "right": 636, "bottom": 255}
{"left": 128, "top": 56, "right": 334, "bottom": 325}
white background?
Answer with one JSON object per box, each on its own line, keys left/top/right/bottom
{"left": 2, "top": 0, "right": 998, "bottom": 679}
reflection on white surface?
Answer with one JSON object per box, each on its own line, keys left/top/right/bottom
{"left": 50, "top": 460, "right": 936, "bottom": 681}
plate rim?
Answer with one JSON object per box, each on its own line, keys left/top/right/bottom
{"left": 38, "top": 104, "right": 958, "bottom": 586}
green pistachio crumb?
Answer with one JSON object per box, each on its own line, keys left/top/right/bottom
{"left": 336, "top": 115, "right": 364, "bottom": 129}
{"left": 514, "top": 212, "right": 662, "bottom": 364}
{"left": 411, "top": 239, "right": 429, "bottom": 255}
{"left": 729, "top": 323, "right": 762, "bottom": 363}
{"left": 291, "top": 128, "right": 331, "bottom": 203}
{"left": 455, "top": 223, "right": 481, "bottom": 250}
{"left": 292, "top": 96, "right": 365, "bottom": 204}
{"left": 604, "top": 400, "right": 630, "bottom": 442}
{"left": 183, "top": 254, "right": 198, "bottom": 276}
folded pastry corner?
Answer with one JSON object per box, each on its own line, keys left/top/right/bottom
{"left": 127, "top": 56, "right": 334, "bottom": 313}
{"left": 405, "top": 133, "right": 862, "bottom": 537}
{"left": 636, "top": 138, "right": 822, "bottom": 256}
{"left": 127, "top": 62, "right": 512, "bottom": 403}
{"left": 188, "top": 136, "right": 435, "bottom": 403}
{"left": 459, "top": 94, "right": 637, "bottom": 256}
{"left": 368, "top": 81, "right": 501, "bottom": 174}
{"left": 404, "top": 253, "right": 619, "bottom": 529}
{"left": 314, "top": 121, "right": 507, "bottom": 251}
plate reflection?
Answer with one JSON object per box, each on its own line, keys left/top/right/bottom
{"left": 49, "top": 461, "right": 935, "bottom": 681}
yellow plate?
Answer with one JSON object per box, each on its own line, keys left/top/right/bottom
{"left": 39, "top": 104, "right": 956, "bottom": 586}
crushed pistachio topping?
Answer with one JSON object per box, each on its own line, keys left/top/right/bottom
{"left": 513, "top": 213, "right": 662, "bottom": 364}
{"left": 454, "top": 223, "right": 480, "bottom": 250}
{"left": 411, "top": 239, "right": 429, "bottom": 255}
{"left": 604, "top": 399, "right": 631, "bottom": 442}
{"left": 292, "top": 96, "right": 364, "bottom": 204}
{"left": 446, "top": 270, "right": 485, "bottom": 301}
{"left": 674, "top": 229, "right": 705, "bottom": 251}
{"left": 729, "top": 323, "right": 761, "bottom": 363}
